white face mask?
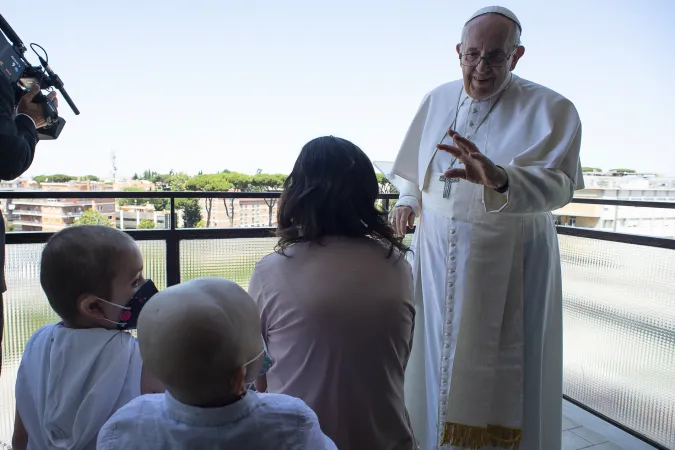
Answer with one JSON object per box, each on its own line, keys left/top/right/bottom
{"left": 240, "top": 337, "right": 269, "bottom": 392}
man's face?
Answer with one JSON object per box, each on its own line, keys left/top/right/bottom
{"left": 456, "top": 14, "right": 524, "bottom": 100}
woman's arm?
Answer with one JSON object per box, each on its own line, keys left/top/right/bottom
{"left": 12, "top": 407, "right": 28, "bottom": 450}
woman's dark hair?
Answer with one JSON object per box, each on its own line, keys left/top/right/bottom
{"left": 276, "top": 136, "right": 408, "bottom": 257}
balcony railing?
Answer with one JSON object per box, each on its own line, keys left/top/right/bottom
{"left": 0, "top": 191, "right": 673, "bottom": 449}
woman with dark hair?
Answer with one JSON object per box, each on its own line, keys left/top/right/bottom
{"left": 249, "top": 136, "right": 416, "bottom": 450}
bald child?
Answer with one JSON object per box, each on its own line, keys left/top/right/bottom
{"left": 97, "top": 277, "right": 336, "bottom": 450}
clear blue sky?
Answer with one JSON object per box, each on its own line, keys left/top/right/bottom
{"left": 3, "top": 0, "right": 674, "bottom": 178}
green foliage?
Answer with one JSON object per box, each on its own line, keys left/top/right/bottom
{"left": 73, "top": 209, "right": 111, "bottom": 226}
{"left": 221, "top": 172, "right": 252, "bottom": 191}
{"left": 250, "top": 173, "right": 286, "bottom": 226}
{"left": 83, "top": 175, "right": 100, "bottom": 181}
{"left": 610, "top": 168, "right": 636, "bottom": 173}
{"left": 186, "top": 174, "right": 234, "bottom": 227}
{"left": 137, "top": 219, "right": 156, "bottom": 229}
{"left": 250, "top": 173, "right": 286, "bottom": 191}
{"left": 117, "top": 187, "right": 148, "bottom": 207}
{"left": 176, "top": 198, "right": 202, "bottom": 228}
{"left": 33, "top": 174, "right": 75, "bottom": 183}
{"left": 376, "top": 173, "right": 398, "bottom": 194}
{"left": 582, "top": 167, "right": 602, "bottom": 173}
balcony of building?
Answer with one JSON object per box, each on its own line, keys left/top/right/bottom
{"left": 0, "top": 191, "right": 672, "bottom": 450}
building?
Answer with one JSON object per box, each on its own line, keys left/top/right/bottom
{"left": 11, "top": 180, "right": 116, "bottom": 232}
{"left": 553, "top": 172, "right": 675, "bottom": 238}
{"left": 116, "top": 204, "right": 170, "bottom": 229}
{"left": 201, "top": 196, "right": 279, "bottom": 228}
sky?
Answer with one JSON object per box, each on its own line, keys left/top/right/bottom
{"left": 2, "top": 0, "right": 674, "bottom": 179}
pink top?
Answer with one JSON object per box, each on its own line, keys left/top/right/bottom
{"left": 249, "top": 237, "right": 416, "bottom": 450}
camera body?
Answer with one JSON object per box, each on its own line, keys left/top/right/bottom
{"left": 0, "top": 14, "right": 78, "bottom": 140}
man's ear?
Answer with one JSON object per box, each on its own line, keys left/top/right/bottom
{"left": 456, "top": 43, "right": 461, "bottom": 56}
{"left": 510, "top": 46, "right": 525, "bottom": 71}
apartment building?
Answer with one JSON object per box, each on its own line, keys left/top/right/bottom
{"left": 201, "top": 196, "right": 279, "bottom": 228}
{"left": 11, "top": 180, "right": 116, "bottom": 232}
{"left": 553, "top": 172, "right": 675, "bottom": 238}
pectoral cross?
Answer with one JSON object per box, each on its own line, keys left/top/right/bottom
{"left": 439, "top": 175, "right": 459, "bottom": 199}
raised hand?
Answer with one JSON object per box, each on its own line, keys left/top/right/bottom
{"left": 437, "top": 129, "right": 508, "bottom": 190}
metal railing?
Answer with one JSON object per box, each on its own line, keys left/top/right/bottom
{"left": 0, "top": 191, "right": 673, "bottom": 449}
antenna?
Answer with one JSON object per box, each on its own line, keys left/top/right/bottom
{"left": 110, "top": 151, "right": 117, "bottom": 184}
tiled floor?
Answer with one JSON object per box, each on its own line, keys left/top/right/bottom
{"left": 562, "top": 401, "right": 657, "bottom": 450}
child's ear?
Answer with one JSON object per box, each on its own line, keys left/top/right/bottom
{"left": 231, "top": 366, "right": 247, "bottom": 396}
{"left": 79, "top": 294, "right": 105, "bottom": 321}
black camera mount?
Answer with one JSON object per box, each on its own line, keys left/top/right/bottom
{"left": 0, "top": 13, "right": 79, "bottom": 140}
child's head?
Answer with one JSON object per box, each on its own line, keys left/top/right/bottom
{"left": 40, "top": 225, "right": 157, "bottom": 329}
{"left": 137, "top": 277, "right": 264, "bottom": 406}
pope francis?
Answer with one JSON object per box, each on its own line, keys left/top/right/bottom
{"left": 378, "top": 6, "right": 584, "bottom": 450}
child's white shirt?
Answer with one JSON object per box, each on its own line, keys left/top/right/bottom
{"left": 16, "top": 323, "right": 142, "bottom": 450}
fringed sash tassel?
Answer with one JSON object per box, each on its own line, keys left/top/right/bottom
{"left": 441, "top": 423, "right": 522, "bottom": 449}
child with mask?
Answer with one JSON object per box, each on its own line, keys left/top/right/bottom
{"left": 12, "top": 225, "right": 163, "bottom": 450}
{"left": 97, "top": 277, "right": 337, "bottom": 450}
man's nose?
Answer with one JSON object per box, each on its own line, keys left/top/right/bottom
{"left": 475, "top": 58, "right": 490, "bottom": 73}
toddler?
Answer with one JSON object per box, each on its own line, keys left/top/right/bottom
{"left": 97, "top": 277, "right": 336, "bottom": 450}
{"left": 12, "top": 225, "right": 163, "bottom": 450}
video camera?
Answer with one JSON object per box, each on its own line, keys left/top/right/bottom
{"left": 0, "top": 13, "right": 79, "bottom": 140}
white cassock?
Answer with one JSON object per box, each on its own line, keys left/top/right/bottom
{"left": 376, "top": 73, "right": 583, "bottom": 450}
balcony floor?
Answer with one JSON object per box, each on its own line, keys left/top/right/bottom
{"left": 562, "top": 401, "right": 657, "bottom": 450}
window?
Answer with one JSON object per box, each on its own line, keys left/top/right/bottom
{"left": 568, "top": 216, "right": 576, "bottom": 227}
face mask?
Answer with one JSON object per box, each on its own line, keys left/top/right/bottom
{"left": 240, "top": 337, "right": 271, "bottom": 391}
{"left": 97, "top": 279, "right": 159, "bottom": 330}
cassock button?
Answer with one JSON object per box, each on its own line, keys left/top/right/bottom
{"left": 444, "top": 344, "right": 450, "bottom": 348}
{"left": 451, "top": 243, "right": 456, "bottom": 248}
{"left": 451, "top": 230, "right": 456, "bottom": 234}
{"left": 442, "top": 367, "right": 448, "bottom": 372}
{"left": 451, "top": 216, "right": 455, "bottom": 220}
{"left": 445, "top": 320, "right": 451, "bottom": 325}
{"left": 468, "top": 121, "right": 474, "bottom": 127}
{"left": 451, "top": 256, "right": 456, "bottom": 261}
{"left": 444, "top": 332, "right": 450, "bottom": 337}
{"left": 443, "top": 356, "right": 449, "bottom": 361}
{"left": 472, "top": 108, "right": 478, "bottom": 113}
{"left": 448, "top": 282, "right": 454, "bottom": 287}
{"left": 442, "top": 378, "right": 448, "bottom": 384}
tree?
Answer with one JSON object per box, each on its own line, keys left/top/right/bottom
{"left": 137, "top": 219, "right": 156, "bottom": 229}
{"left": 582, "top": 167, "right": 602, "bottom": 173}
{"left": 610, "top": 168, "right": 636, "bottom": 174}
{"left": 73, "top": 209, "right": 111, "bottom": 226}
{"left": 176, "top": 198, "right": 202, "bottom": 228}
{"left": 376, "top": 173, "right": 398, "bottom": 194}
{"left": 251, "top": 173, "right": 286, "bottom": 226}
{"left": 220, "top": 172, "right": 252, "bottom": 227}
{"left": 82, "top": 175, "right": 100, "bottom": 181}
{"left": 33, "top": 174, "right": 75, "bottom": 183}
{"left": 186, "top": 174, "right": 233, "bottom": 227}
{"left": 117, "top": 187, "right": 150, "bottom": 207}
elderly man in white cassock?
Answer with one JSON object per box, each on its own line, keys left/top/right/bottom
{"left": 377, "top": 5, "right": 583, "bottom": 450}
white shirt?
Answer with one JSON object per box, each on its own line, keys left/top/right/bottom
{"left": 97, "top": 391, "right": 338, "bottom": 450}
{"left": 16, "top": 323, "right": 142, "bottom": 450}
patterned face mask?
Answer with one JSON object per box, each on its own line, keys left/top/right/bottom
{"left": 97, "top": 279, "right": 159, "bottom": 330}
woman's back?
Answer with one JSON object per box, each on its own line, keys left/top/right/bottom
{"left": 249, "top": 237, "right": 415, "bottom": 450}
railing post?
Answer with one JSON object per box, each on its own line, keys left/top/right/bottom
{"left": 165, "top": 196, "right": 181, "bottom": 286}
